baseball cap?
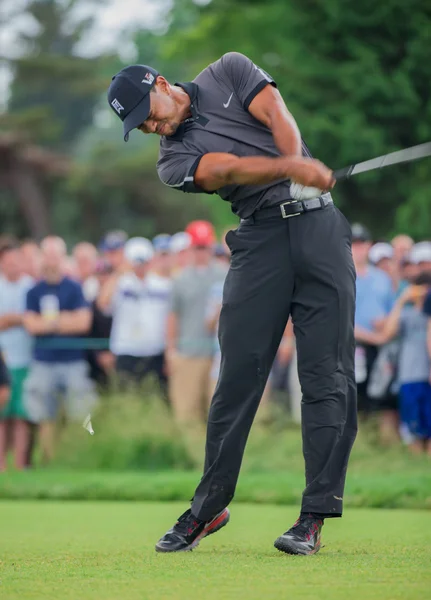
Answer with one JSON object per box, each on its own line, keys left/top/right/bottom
{"left": 99, "top": 230, "right": 128, "bottom": 252}
{"left": 368, "top": 242, "right": 394, "bottom": 265}
{"left": 108, "top": 65, "right": 159, "bottom": 141}
{"left": 409, "top": 241, "right": 431, "bottom": 264}
{"left": 124, "top": 237, "right": 154, "bottom": 264}
{"left": 170, "top": 232, "right": 191, "bottom": 254}
{"left": 185, "top": 221, "right": 216, "bottom": 248}
{"left": 152, "top": 234, "right": 172, "bottom": 254}
{"left": 351, "top": 223, "right": 372, "bottom": 243}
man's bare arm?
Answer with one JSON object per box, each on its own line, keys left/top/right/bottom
{"left": 23, "top": 312, "right": 54, "bottom": 335}
{"left": 57, "top": 309, "right": 92, "bottom": 335}
{"left": 0, "top": 313, "right": 24, "bottom": 331}
{"left": 195, "top": 153, "right": 334, "bottom": 193}
{"left": 248, "top": 85, "right": 302, "bottom": 157}
{"left": 97, "top": 273, "right": 121, "bottom": 313}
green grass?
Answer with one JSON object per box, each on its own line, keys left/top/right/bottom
{"left": 45, "top": 390, "right": 431, "bottom": 477}
{"left": 1, "top": 502, "right": 430, "bottom": 600}
{"left": 1, "top": 468, "right": 431, "bottom": 509}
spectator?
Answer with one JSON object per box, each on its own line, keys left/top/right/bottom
{"left": 73, "top": 242, "right": 99, "bottom": 302}
{"left": 410, "top": 242, "right": 431, "bottom": 275}
{"left": 152, "top": 234, "right": 173, "bottom": 280}
{"left": 99, "top": 230, "right": 128, "bottom": 271}
{"left": 87, "top": 259, "right": 114, "bottom": 387}
{"left": 351, "top": 223, "right": 398, "bottom": 442}
{"left": 20, "top": 239, "right": 42, "bottom": 280}
{"left": 391, "top": 234, "right": 414, "bottom": 271}
{"left": 400, "top": 242, "right": 431, "bottom": 287}
{"left": 358, "top": 283, "right": 431, "bottom": 455}
{"left": 170, "top": 232, "right": 192, "bottom": 273}
{"left": 0, "top": 242, "right": 33, "bottom": 470}
{"left": 368, "top": 242, "right": 398, "bottom": 289}
{"left": 23, "top": 236, "right": 96, "bottom": 463}
{"left": 166, "top": 221, "right": 227, "bottom": 425}
{"left": 98, "top": 238, "right": 171, "bottom": 394}
{"left": 0, "top": 351, "right": 10, "bottom": 471}
{"left": 400, "top": 255, "right": 421, "bottom": 284}
{"left": 63, "top": 255, "right": 79, "bottom": 279}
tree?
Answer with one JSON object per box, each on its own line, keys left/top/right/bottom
{"left": 7, "top": 0, "right": 109, "bottom": 150}
{"left": 160, "top": 0, "right": 431, "bottom": 238}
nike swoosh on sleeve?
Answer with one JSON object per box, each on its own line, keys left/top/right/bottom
{"left": 223, "top": 93, "right": 234, "bottom": 108}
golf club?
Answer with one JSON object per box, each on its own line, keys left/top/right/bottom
{"left": 333, "top": 141, "right": 431, "bottom": 181}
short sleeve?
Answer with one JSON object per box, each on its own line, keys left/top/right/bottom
{"left": 220, "top": 52, "right": 276, "bottom": 111}
{"left": 157, "top": 149, "right": 207, "bottom": 194}
{"left": 26, "top": 286, "right": 40, "bottom": 313}
{"left": 69, "top": 281, "right": 89, "bottom": 310}
{"left": 423, "top": 292, "right": 431, "bottom": 317}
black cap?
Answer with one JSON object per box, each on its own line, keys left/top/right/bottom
{"left": 351, "top": 223, "right": 372, "bottom": 242}
{"left": 108, "top": 65, "right": 159, "bottom": 141}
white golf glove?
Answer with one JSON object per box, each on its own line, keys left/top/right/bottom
{"left": 290, "top": 182, "right": 323, "bottom": 201}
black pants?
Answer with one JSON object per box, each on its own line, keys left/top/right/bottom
{"left": 191, "top": 203, "right": 357, "bottom": 521}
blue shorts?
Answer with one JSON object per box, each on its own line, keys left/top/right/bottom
{"left": 399, "top": 382, "right": 431, "bottom": 440}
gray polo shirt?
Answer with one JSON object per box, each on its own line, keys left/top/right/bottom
{"left": 157, "top": 52, "right": 319, "bottom": 219}
{"left": 170, "top": 262, "right": 227, "bottom": 357}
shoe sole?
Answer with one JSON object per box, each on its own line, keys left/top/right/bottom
{"left": 155, "top": 508, "right": 230, "bottom": 553}
{"left": 274, "top": 536, "right": 321, "bottom": 556}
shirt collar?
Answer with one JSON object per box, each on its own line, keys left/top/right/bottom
{"left": 166, "top": 81, "right": 209, "bottom": 141}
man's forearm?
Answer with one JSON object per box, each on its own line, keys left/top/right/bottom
{"left": 97, "top": 274, "right": 120, "bottom": 312}
{"left": 0, "top": 313, "right": 23, "bottom": 331}
{"left": 196, "top": 152, "right": 333, "bottom": 192}
{"left": 57, "top": 311, "right": 91, "bottom": 335}
{"left": 23, "top": 313, "right": 53, "bottom": 335}
{"left": 226, "top": 156, "right": 299, "bottom": 186}
{"left": 166, "top": 313, "right": 178, "bottom": 352}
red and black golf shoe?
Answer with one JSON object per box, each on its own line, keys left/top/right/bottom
{"left": 155, "top": 507, "right": 230, "bottom": 553}
{"left": 274, "top": 514, "right": 323, "bottom": 555}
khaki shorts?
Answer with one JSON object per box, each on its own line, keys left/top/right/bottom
{"left": 24, "top": 360, "right": 97, "bottom": 423}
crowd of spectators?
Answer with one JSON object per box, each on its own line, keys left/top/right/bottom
{"left": 0, "top": 220, "right": 430, "bottom": 470}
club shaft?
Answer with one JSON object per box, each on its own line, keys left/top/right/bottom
{"left": 333, "top": 142, "right": 431, "bottom": 181}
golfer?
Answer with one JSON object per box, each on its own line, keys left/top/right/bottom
{"left": 108, "top": 52, "right": 357, "bottom": 556}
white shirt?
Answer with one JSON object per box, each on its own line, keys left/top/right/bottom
{"left": 0, "top": 275, "right": 34, "bottom": 368}
{"left": 82, "top": 276, "right": 99, "bottom": 303}
{"left": 109, "top": 272, "right": 171, "bottom": 357}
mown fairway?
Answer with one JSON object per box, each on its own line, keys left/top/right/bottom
{"left": 1, "top": 501, "right": 430, "bottom": 600}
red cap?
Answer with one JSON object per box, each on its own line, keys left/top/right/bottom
{"left": 185, "top": 221, "right": 216, "bottom": 247}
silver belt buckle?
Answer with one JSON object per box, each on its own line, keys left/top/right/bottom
{"left": 280, "top": 200, "right": 301, "bottom": 219}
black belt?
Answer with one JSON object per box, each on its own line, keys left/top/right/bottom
{"left": 242, "top": 194, "right": 333, "bottom": 223}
